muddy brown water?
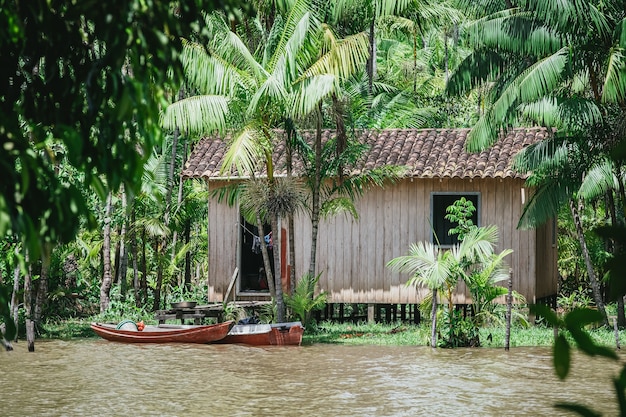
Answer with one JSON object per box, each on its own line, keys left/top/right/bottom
{"left": 0, "top": 340, "right": 622, "bottom": 416}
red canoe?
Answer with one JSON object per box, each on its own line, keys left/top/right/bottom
{"left": 218, "top": 322, "right": 304, "bottom": 346}
{"left": 90, "top": 321, "right": 234, "bottom": 344}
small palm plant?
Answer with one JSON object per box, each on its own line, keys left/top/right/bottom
{"left": 387, "top": 226, "right": 502, "bottom": 347}
{"left": 285, "top": 273, "right": 327, "bottom": 329}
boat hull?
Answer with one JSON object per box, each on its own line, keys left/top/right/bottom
{"left": 90, "top": 321, "right": 234, "bottom": 344}
{"left": 219, "top": 322, "right": 304, "bottom": 346}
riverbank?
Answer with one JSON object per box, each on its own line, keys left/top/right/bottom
{"left": 37, "top": 319, "right": 626, "bottom": 349}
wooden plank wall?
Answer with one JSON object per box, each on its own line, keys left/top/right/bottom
{"left": 292, "top": 177, "right": 549, "bottom": 304}
{"left": 206, "top": 182, "right": 239, "bottom": 302}
{"left": 206, "top": 178, "right": 557, "bottom": 305}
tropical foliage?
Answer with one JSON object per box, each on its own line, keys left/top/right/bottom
{"left": 1, "top": 0, "right": 624, "bottom": 367}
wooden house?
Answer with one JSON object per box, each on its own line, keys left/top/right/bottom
{"left": 182, "top": 128, "right": 557, "bottom": 314}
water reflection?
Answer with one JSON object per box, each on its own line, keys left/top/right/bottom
{"left": 0, "top": 340, "right": 622, "bottom": 416}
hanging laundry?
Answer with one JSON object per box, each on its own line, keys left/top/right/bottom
{"left": 264, "top": 232, "right": 272, "bottom": 250}
{"left": 251, "top": 236, "right": 262, "bottom": 254}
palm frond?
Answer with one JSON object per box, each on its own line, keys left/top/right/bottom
{"left": 303, "top": 30, "right": 370, "bottom": 81}
{"left": 161, "top": 95, "right": 229, "bottom": 135}
{"left": 220, "top": 125, "right": 265, "bottom": 177}
{"left": 602, "top": 48, "right": 626, "bottom": 104}
{"left": 578, "top": 159, "right": 618, "bottom": 201}
{"left": 288, "top": 74, "right": 336, "bottom": 119}
{"left": 518, "top": 180, "right": 572, "bottom": 229}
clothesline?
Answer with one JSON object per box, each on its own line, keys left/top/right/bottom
{"left": 240, "top": 222, "right": 273, "bottom": 254}
{"left": 240, "top": 223, "right": 272, "bottom": 241}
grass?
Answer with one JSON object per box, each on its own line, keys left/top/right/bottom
{"left": 302, "top": 321, "right": 626, "bottom": 348}
{"left": 32, "top": 316, "right": 626, "bottom": 350}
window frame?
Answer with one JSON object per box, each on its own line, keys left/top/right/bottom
{"left": 430, "top": 192, "right": 481, "bottom": 247}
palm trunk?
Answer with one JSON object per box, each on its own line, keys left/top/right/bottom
{"left": 430, "top": 288, "right": 438, "bottom": 348}
{"left": 367, "top": 17, "right": 376, "bottom": 95}
{"left": 129, "top": 204, "right": 140, "bottom": 306}
{"left": 308, "top": 105, "right": 323, "bottom": 279}
{"left": 184, "top": 221, "right": 192, "bottom": 292}
{"left": 272, "top": 215, "right": 285, "bottom": 323}
{"left": 285, "top": 124, "right": 296, "bottom": 294}
{"left": 257, "top": 213, "right": 276, "bottom": 299}
{"left": 100, "top": 192, "right": 113, "bottom": 313}
{"left": 569, "top": 198, "right": 608, "bottom": 325}
{"left": 118, "top": 187, "right": 128, "bottom": 300}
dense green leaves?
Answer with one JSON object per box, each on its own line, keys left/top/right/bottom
{"left": 0, "top": 0, "right": 252, "bottom": 258}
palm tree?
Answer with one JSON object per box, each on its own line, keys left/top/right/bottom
{"left": 387, "top": 225, "right": 501, "bottom": 347}
{"left": 162, "top": 4, "right": 340, "bottom": 322}
{"left": 447, "top": 0, "right": 626, "bottom": 324}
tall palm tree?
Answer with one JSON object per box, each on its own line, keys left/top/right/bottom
{"left": 162, "top": 4, "right": 340, "bottom": 322}
{"left": 447, "top": 0, "right": 626, "bottom": 323}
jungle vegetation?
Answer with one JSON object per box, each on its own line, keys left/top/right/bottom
{"left": 0, "top": 0, "right": 625, "bottom": 373}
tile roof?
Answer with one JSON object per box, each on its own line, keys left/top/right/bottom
{"left": 182, "top": 127, "right": 549, "bottom": 180}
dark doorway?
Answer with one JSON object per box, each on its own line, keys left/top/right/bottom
{"left": 240, "top": 217, "right": 272, "bottom": 293}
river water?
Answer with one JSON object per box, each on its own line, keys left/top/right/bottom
{"left": 0, "top": 340, "right": 622, "bottom": 416}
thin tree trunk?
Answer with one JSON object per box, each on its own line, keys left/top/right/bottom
{"left": 24, "top": 251, "right": 35, "bottom": 351}
{"left": 118, "top": 188, "right": 128, "bottom": 301}
{"left": 34, "top": 243, "right": 52, "bottom": 323}
{"left": 172, "top": 142, "right": 188, "bottom": 278}
{"left": 285, "top": 123, "right": 296, "bottom": 294}
{"left": 606, "top": 190, "right": 625, "bottom": 326}
{"left": 100, "top": 192, "right": 113, "bottom": 313}
{"left": 505, "top": 275, "right": 512, "bottom": 351}
{"left": 272, "top": 215, "right": 285, "bottom": 323}
{"left": 430, "top": 288, "right": 438, "bottom": 348}
{"left": 257, "top": 214, "right": 276, "bottom": 300}
{"left": 131, "top": 207, "right": 140, "bottom": 307}
{"left": 308, "top": 105, "right": 323, "bottom": 279}
{"left": 184, "top": 221, "right": 192, "bottom": 292}
{"left": 11, "top": 245, "right": 20, "bottom": 342}
{"left": 153, "top": 239, "right": 163, "bottom": 311}
{"left": 367, "top": 18, "right": 376, "bottom": 94}
{"left": 141, "top": 228, "right": 148, "bottom": 305}
{"left": 569, "top": 198, "right": 608, "bottom": 325}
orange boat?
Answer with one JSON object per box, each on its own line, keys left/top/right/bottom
{"left": 218, "top": 322, "right": 304, "bottom": 346}
{"left": 90, "top": 321, "right": 234, "bottom": 344}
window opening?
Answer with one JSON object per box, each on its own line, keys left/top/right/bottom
{"left": 431, "top": 193, "right": 480, "bottom": 246}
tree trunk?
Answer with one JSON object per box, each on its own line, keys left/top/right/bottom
{"left": 367, "top": 17, "right": 376, "bottom": 94}
{"left": 257, "top": 213, "right": 276, "bottom": 300}
{"left": 285, "top": 123, "right": 296, "bottom": 294}
{"left": 606, "top": 190, "right": 625, "bottom": 327}
{"left": 118, "top": 188, "right": 129, "bottom": 300}
{"left": 308, "top": 105, "right": 323, "bottom": 279}
{"left": 100, "top": 192, "right": 113, "bottom": 313}
{"left": 430, "top": 288, "right": 438, "bottom": 348}
{"left": 153, "top": 239, "right": 163, "bottom": 311}
{"left": 11, "top": 246, "right": 20, "bottom": 342}
{"left": 184, "top": 221, "right": 192, "bottom": 292}
{"left": 131, "top": 207, "right": 140, "bottom": 307}
{"left": 569, "top": 199, "right": 608, "bottom": 325}
{"left": 272, "top": 215, "right": 285, "bottom": 323}
{"left": 34, "top": 243, "right": 52, "bottom": 323}
{"left": 24, "top": 251, "right": 35, "bottom": 351}
{"left": 141, "top": 228, "right": 148, "bottom": 305}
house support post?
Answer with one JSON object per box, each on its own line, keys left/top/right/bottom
{"left": 367, "top": 304, "right": 375, "bottom": 323}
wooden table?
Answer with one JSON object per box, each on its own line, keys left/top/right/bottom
{"left": 155, "top": 305, "right": 223, "bottom": 325}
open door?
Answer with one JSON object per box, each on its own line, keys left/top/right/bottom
{"left": 239, "top": 217, "right": 272, "bottom": 294}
